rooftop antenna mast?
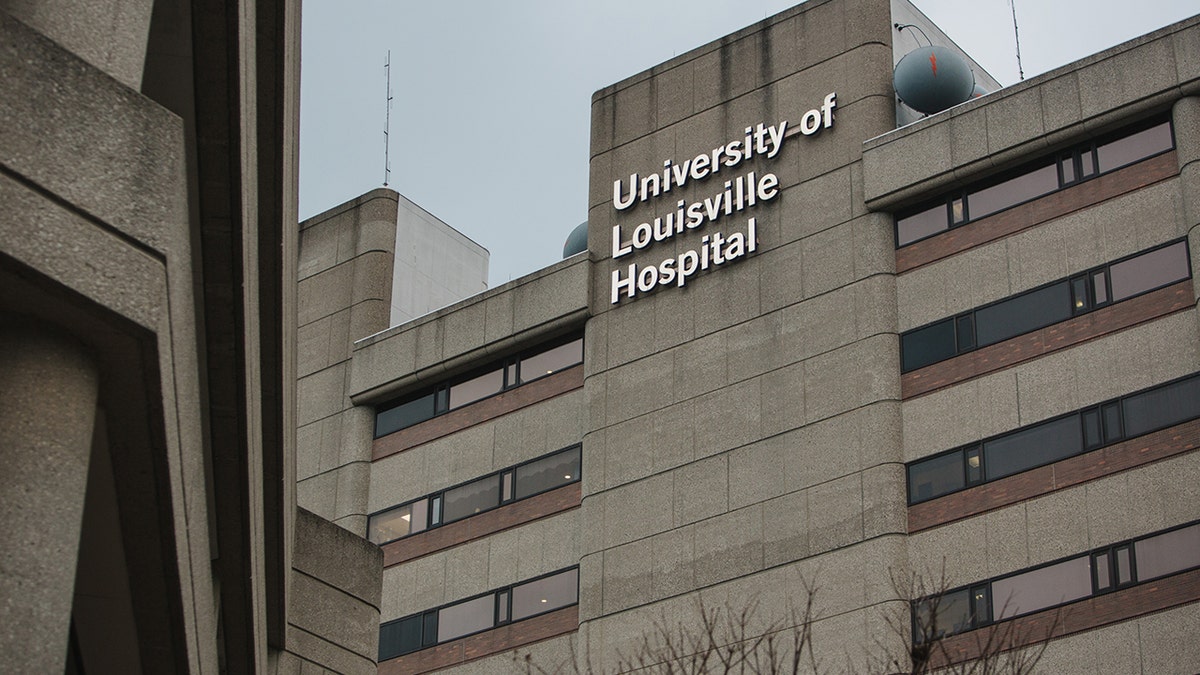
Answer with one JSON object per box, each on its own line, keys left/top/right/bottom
{"left": 383, "top": 50, "right": 394, "bottom": 186}
{"left": 1010, "top": 0, "right": 1025, "bottom": 81}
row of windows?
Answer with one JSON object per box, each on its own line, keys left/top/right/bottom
{"left": 895, "top": 118, "right": 1175, "bottom": 247}
{"left": 914, "top": 521, "right": 1200, "bottom": 642}
{"left": 378, "top": 567, "right": 579, "bottom": 661}
{"left": 374, "top": 335, "right": 584, "bottom": 438}
{"left": 900, "top": 239, "right": 1191, "bottom": 373}
{"left": 908, "top": 372, "right": 1200, "bottom": 504}
{"left": 367, "top": 445, "right": 582, "bottom": 545}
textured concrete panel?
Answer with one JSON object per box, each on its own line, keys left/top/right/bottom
{"left": 692, "top": 377, "right": 761, "bottom": 459}
{"left": 761, "top": 489, "right": 809, "bottom": 568}
{"left": 692, "top": 504, "right": 763, "bottom": 588}
{"left": 806, "top": 474, "right": 863, "bottom": 555}
{"left": 650, "top": 526, "right": 695, "bottom": 601}
{"left": 602, "top": 537, "right": 653, "bottom": 614}
{"left": 0, "top": 12, "right": 182, "bottom": 254}
{"left": 672, "top": 455, "right": 729, "bottom": 527}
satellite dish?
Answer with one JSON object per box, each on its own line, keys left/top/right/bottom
{"left": 563, "top": 221, "right": 588, "bottom": 258}
{"left": 894, "top": 46, "right": 976, "bottom": 115}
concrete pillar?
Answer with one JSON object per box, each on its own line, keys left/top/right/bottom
{"left": 1173, "top": 98, "right": 1200, "bottom": 317}
{"left": 0, "top": 319, "right": 99, "bottom": 672}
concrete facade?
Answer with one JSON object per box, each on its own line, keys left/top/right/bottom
{"left": 301, "top": 1, "right": 1200, "bottom": 673}
{"left": 0, "top": 0, "right": 381, "bottom": 673}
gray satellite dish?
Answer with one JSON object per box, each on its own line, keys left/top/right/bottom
{"left": 563, "top": 220, "right": 588, "bottom": 258}
{"left": 894, "top": 46, "right": 976, "bottom": 115}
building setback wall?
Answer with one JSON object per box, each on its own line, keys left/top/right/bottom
{"left": 584, "top": 0, "right": 906, "bottom": 667}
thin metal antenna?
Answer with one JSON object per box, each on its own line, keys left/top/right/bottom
{"left": 1010, "top": 0, "right": 1025, "bottom": 81}
{"left": 383, "top": 50, "right": 394, "bottom": 186}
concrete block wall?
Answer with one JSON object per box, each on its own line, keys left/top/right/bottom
{"left": 583, "top": 0, "right": 909, "bottom": 666}
{"left": 864, "top": 15, "right": 1200, "bottom": 672}
{"left": 297, "top": 188, "right": 400, "bottom": 532}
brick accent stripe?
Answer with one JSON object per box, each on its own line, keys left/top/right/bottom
{"left": 902, "top": 281, "right": 1193, "bottom": 400}
{"left": 382, "top": 483, "right": 582, "bottom": 567}
{"left": 909, "top": 419, "right": 1200, "bottom": 532}
{"left": 896, "top": 151, "right": 1178, "bottom": 273}
{"left": 930, "top": 567, "right": 1200, "bottom": 668}
{"left": 373, "top": 365, "right": 584, "bottom": 461}
{"left": 378, "top": 606, "right": 579, "bottom": 675}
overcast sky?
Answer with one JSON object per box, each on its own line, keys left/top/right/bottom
{"left": 299, "top": 0, "right": 1198, "bottom": 287}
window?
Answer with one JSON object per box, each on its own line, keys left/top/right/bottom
{"left": 367, "top": 445, "right": 582, "bottom": 545}
{"left": 378, "top": 567, "right": 579, "bottom": 661}
{"left": 374, "top": 335, "right": 584, "bottom": 438}
{"left": 900, "top": 239, "right": 1190, "bottom": 374}
{"left": 895, "top": 118, "right": 1174, "bottom": 248}
{"left": 907, "top": 372, "right": 1200, "bottom": 504}
{"left": 913, "top": 520, "right": 1200, "bottom": 643}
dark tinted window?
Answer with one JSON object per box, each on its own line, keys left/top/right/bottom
{"left": 379, "top": 615, "right": 423, "bottom": 660}
{"left": 1096, "top": 121, "right": 1173, "bottom": 173}
{"left": 511, "top": 568, "right": 579, "bottom": 621}
{"left": 968, "top": 164, "right": 1058, "bottom": 219}
{"left": 514, "top": 446, "right": 581, "bottom": 499}
{"left": 974, "top": 282, "right": 1071, "bottom": 347}
{"left": 1122, "top": 375, "right": 1200, "bottom": 438}
{"left": 908, "top": 450, "right": 965, "bottom": 503}
{"left": 992, "top": 556, "right": 1091, "bottom": 619}
{"left": 442, "top": 476, "right": 501, "bottom": 524}
{"left": 519, "top": 339, "right": 583, "bottom": 384}
{"left": 376, "top": 392, "right": 436, "bottom": 437}
{"left": 1135, "top": 524, "right": 1200, "bottom": 581}
{"left": 984, "top": 415, "right": 1082, "bottom": 480}
{"left": 1108, "top": 241, "right": 1189, "bottom": 301}
{"left": 897, "top": 203, "right": 949, "bottom": 246}
{"left": 914, "top": 587, "right": 972, "bottom": 641}
{"left": 448, "top": 368, "right": 504, "bottom": 409}
{"left": 901, "top": 319, "right": 956, "bottom": 373}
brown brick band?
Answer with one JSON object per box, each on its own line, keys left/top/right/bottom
{"left": 382, "top": 483, "right": 582, "bottom": 567}
{"left": 378, "top": 606, "right": 579, "bottom": 675}
{"left": 902, "top": 281, "right": 1193, "bottom": 400}
{"left": 373, "top": 365, "right": 584, "bottom": 461}
{"left": 930, "top": 567, "right": 1200, "bottom": 668}
{"left": 909, "top": 419, "right": 1200, "bottom": 533}
{"left": 897, "top": 152, "right": 1178, "bottom": 273}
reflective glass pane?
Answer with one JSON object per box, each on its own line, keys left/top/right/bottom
{"left": 974, "top": 282, "right": 1071, "bottom": 347}
{"left": 1082, "top": 409, "right": 1102, "bottom": 449}
{"left": 1092, "top": 271, "right": 1108, "bottom": 304}
{"left": 519, "top": 339, "right": 583, "bottom": 384}
{"left": 1093, "top": 552, "right": 1112, "bottom": 591}
{"left": 442, "top": 476, "right": 501, "bottom": 524}
{"left": 1096, "top": 122, "right": 1173, "bottom": 173}
{"left": 437, "top": 595, "right": 495, "bottom": 642}
{"left": 448, "top": 368, "right": 504, "bottom": 409}
{"left": 992, "top": 556, "right": 1092, "bottom": 619}
{"left": 1115, "top": 546, "right": 1133, "bottom": 585}
{"left": 1122, "top": 375, "right": 1200, "bottom": 438}
{"left": 368, "top": 500, "right": 428, "bottom": 544}
{"left": 1071, "top": 277, "right": 1089, "bottom": 313}
{"left": 968, "top": 164, "right": 1058, "bottom": 220}
{"left": 951, "top": 197, "right": 965, "bottom": 224}
{"left": 1102, "top": 402, "right": 1122, "bottom": 443}
{"left": 379, "top": 615, "right": 423, "bottom": 660}
{"left": 1060, "top": 156, "right": 1075, "bottom": 184}
{"left": 1135, "top": 524, "right": 1200, "bottom": 581}
{"left": 896, "top": 204, "right": 948, "bottom": 246}
{"left": 908, "top": 451, "right": 964, "bottom": 503}
{"left": 502, "top": 472, "right": 513, "bottom": 502}
{"left": 376, "top": 392, "right": 436, "bottom": 437}
{"left": 901, "top": 319, "right": 957, "bottom": 372}
{"left": 511, "top": 568, "right": 578, "bottom": 621}
{"left": 1109, "top": 241, "right": 1189, "bottom": 302}
{"left": 984, "top": 415, "right": 1082, "bottom": 480}
{"left": 965, "top": 446, "right": 983, "bottom": 484}
{"left": 498, "top": 590, "right": 509, "bottom": 623}
{"left": 515, "top": 446, "right": 582, "bottom": 500}
{"left": 956, "top": 315, "right": 976, "bottom": 351}
{"left": 914, "top": 588, "right": 972, "bottom": 642}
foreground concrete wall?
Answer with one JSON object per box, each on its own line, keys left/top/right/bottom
{"left": 584, "top": 0, "right": 906, "bottom": 667}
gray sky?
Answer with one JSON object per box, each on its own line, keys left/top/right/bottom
{"left": 299, "top": 0, "right": 1198, "bottom": 287}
